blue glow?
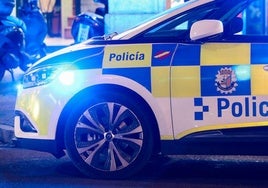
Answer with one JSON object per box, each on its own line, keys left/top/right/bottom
{"left": 16, "top": 84, "right": 23, "bottom": 91}
{"left": 233, "top": 65, "right": 250, "bottom": 81}
{"left": 58, "top": 71, "right": 75, "bottom": 86}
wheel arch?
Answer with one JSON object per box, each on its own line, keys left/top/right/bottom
{"left": 55, "top": 84, "right": 161, "bottom": 155}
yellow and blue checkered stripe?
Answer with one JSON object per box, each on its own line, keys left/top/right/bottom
{"left": 101, "top": 43, "right": 268, "bottom": 97}
{"left": 201, "top": 43, "right": 268, "bottom": 96}
{"left": 102, "top": 44, "right": 177, "bottom": 95}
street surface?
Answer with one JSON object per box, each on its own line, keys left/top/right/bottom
{"left": 1, "top": 69, "right": 268, "bottom": 187}
{"left": 2, "top": 147, "right": 268, "bottom": 187}
{"left": 0, "top": 71, "right": 18, "bottom": 126}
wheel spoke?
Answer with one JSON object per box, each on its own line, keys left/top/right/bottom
{"left": 84, "top": 149, "right": 103, "bottom": 165}
{"left": 77, "top": 122, "right": 104, "bottom": 135}
{"left": 115, "top": 126, "right": 143, "bottom": 146}
{"left": 74, "top": 101, "right": 145, "bottom": 172}
{"left": 111, "top": 104, "right": 128, "bottom": 126}
{"left": 108, "top": 141, "right": 129, "bottom": 171}
{"left": 108, "top": 142, "right": 117, "bottom": 171}
{"left": 77, "top": 139, "right": 104, "bottom": 154}
{"left": 107, "top": 103, "right": 115, "bottom": 126}
{"left": 118, "top": 125, "right": 143, "bottom": 135}
{"left": 83, "top": 110, "right": 105, "bottom": 133}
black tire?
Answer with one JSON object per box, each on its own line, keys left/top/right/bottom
{"left": 64, "top": 90, "right": 154, "bottom": 179}
{"left": 0, "top": 65, "right": 5, "bottom": 81}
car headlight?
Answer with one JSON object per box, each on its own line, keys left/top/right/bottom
{"left": 23, "top": 66, "right": 67, "bottom": 89}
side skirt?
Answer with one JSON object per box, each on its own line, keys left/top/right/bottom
{"left": 161, "top": 127, "right": 268, "bottom": 156}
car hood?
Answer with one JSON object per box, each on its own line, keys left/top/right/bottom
{"left": 30, "top": 39, "right": 105, "bottom": 70}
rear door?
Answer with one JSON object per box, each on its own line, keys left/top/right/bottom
{"left": 171, "top": 41, "right": 268, "bottom": 139}
{"left": 170, "top": 0, "right": 268, "bottom": 139}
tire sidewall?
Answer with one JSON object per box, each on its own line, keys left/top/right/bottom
{"left": 64, "top": 91, "right": 154, "bottom": 179}
{"left": 0, "top": 65, "right": 5, "bottom": 81}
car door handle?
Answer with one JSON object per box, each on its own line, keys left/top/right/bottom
{"left": 263, "top": 65, "right": 268, "bottom": 71}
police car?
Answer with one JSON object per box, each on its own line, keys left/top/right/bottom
{"left": 14, "top": 0, "right": 268, "bottom": 179}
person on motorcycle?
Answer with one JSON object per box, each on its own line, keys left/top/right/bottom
{"left": 0, "top": 0, "right": 26, "bottom": 31}
{"left": 0, "top": 0, "right": 15, "bottom": 17}
{"left": 0, "top": 0, "right": 29, "bottom": 81}
{"left": 19, "top": 0, "right": 47, "bottom": 58}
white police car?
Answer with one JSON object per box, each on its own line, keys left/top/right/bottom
{"left": 14, "top": 0, "right": 268, "bottom": 179}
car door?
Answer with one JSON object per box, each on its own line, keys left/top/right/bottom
{"left": 171, "top": 42, "right": 250, "bottom": 138}
{"left": 170, "top": 21, "right": 268, "bottom": 141}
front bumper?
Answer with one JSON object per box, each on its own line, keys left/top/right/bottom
{"left": 14, "top": 110, "right": 65, "bottom": 158}
{"left": 15, "top": 111, "right": 38, "bottom": 133}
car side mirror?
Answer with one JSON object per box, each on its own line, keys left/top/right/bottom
{"left": 190, "top": 20, "right": 223, "bottom": 40}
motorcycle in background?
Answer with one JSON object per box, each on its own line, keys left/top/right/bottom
{"left": 18, "top": 0, "right": 47, "bottom": 59}
{"left": 0, "top": 0, "right": 47, "bottom": 81}
{"left": 0, "top": 17, "right": 24, "bottom": 81}
{"left": 71, "top": 0, "right": 108, "bottom": 43}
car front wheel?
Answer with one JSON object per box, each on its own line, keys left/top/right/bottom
{"left": 64, "top": 90, "right": 154, "bottom": 179}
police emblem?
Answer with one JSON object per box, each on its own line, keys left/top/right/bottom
{"left": 215, "top": 67, "right": 238, "bottom": 94}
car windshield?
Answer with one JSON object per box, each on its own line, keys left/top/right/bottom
{"left": 111, "top": 0, "right": 259, "bottom": 40}
{"left": 112, "top": 0, "right": 200, "bottom": 40}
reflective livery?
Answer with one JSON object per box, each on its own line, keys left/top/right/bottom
{"left": 14, "top": 0, "right": 268, "bottom": 179}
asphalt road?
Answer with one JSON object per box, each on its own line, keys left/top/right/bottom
{"left": 0, "top": 69, "right": 21, "bottom": 146}
{"left": 0, "top": 72, "right": 18, "bottom": 126}
{"left": 1, "top": 147, "right": 268, "bottom": 187}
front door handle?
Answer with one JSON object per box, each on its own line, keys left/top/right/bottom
{"left": 263, "top": 65, "right": 268, "bottom": 71}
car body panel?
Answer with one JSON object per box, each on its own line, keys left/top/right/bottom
{"left": 14, "top": 0, "right": 268, "bottom": 159}
{"left": 15, "top": 40, "right": 268, "bottom": 138}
